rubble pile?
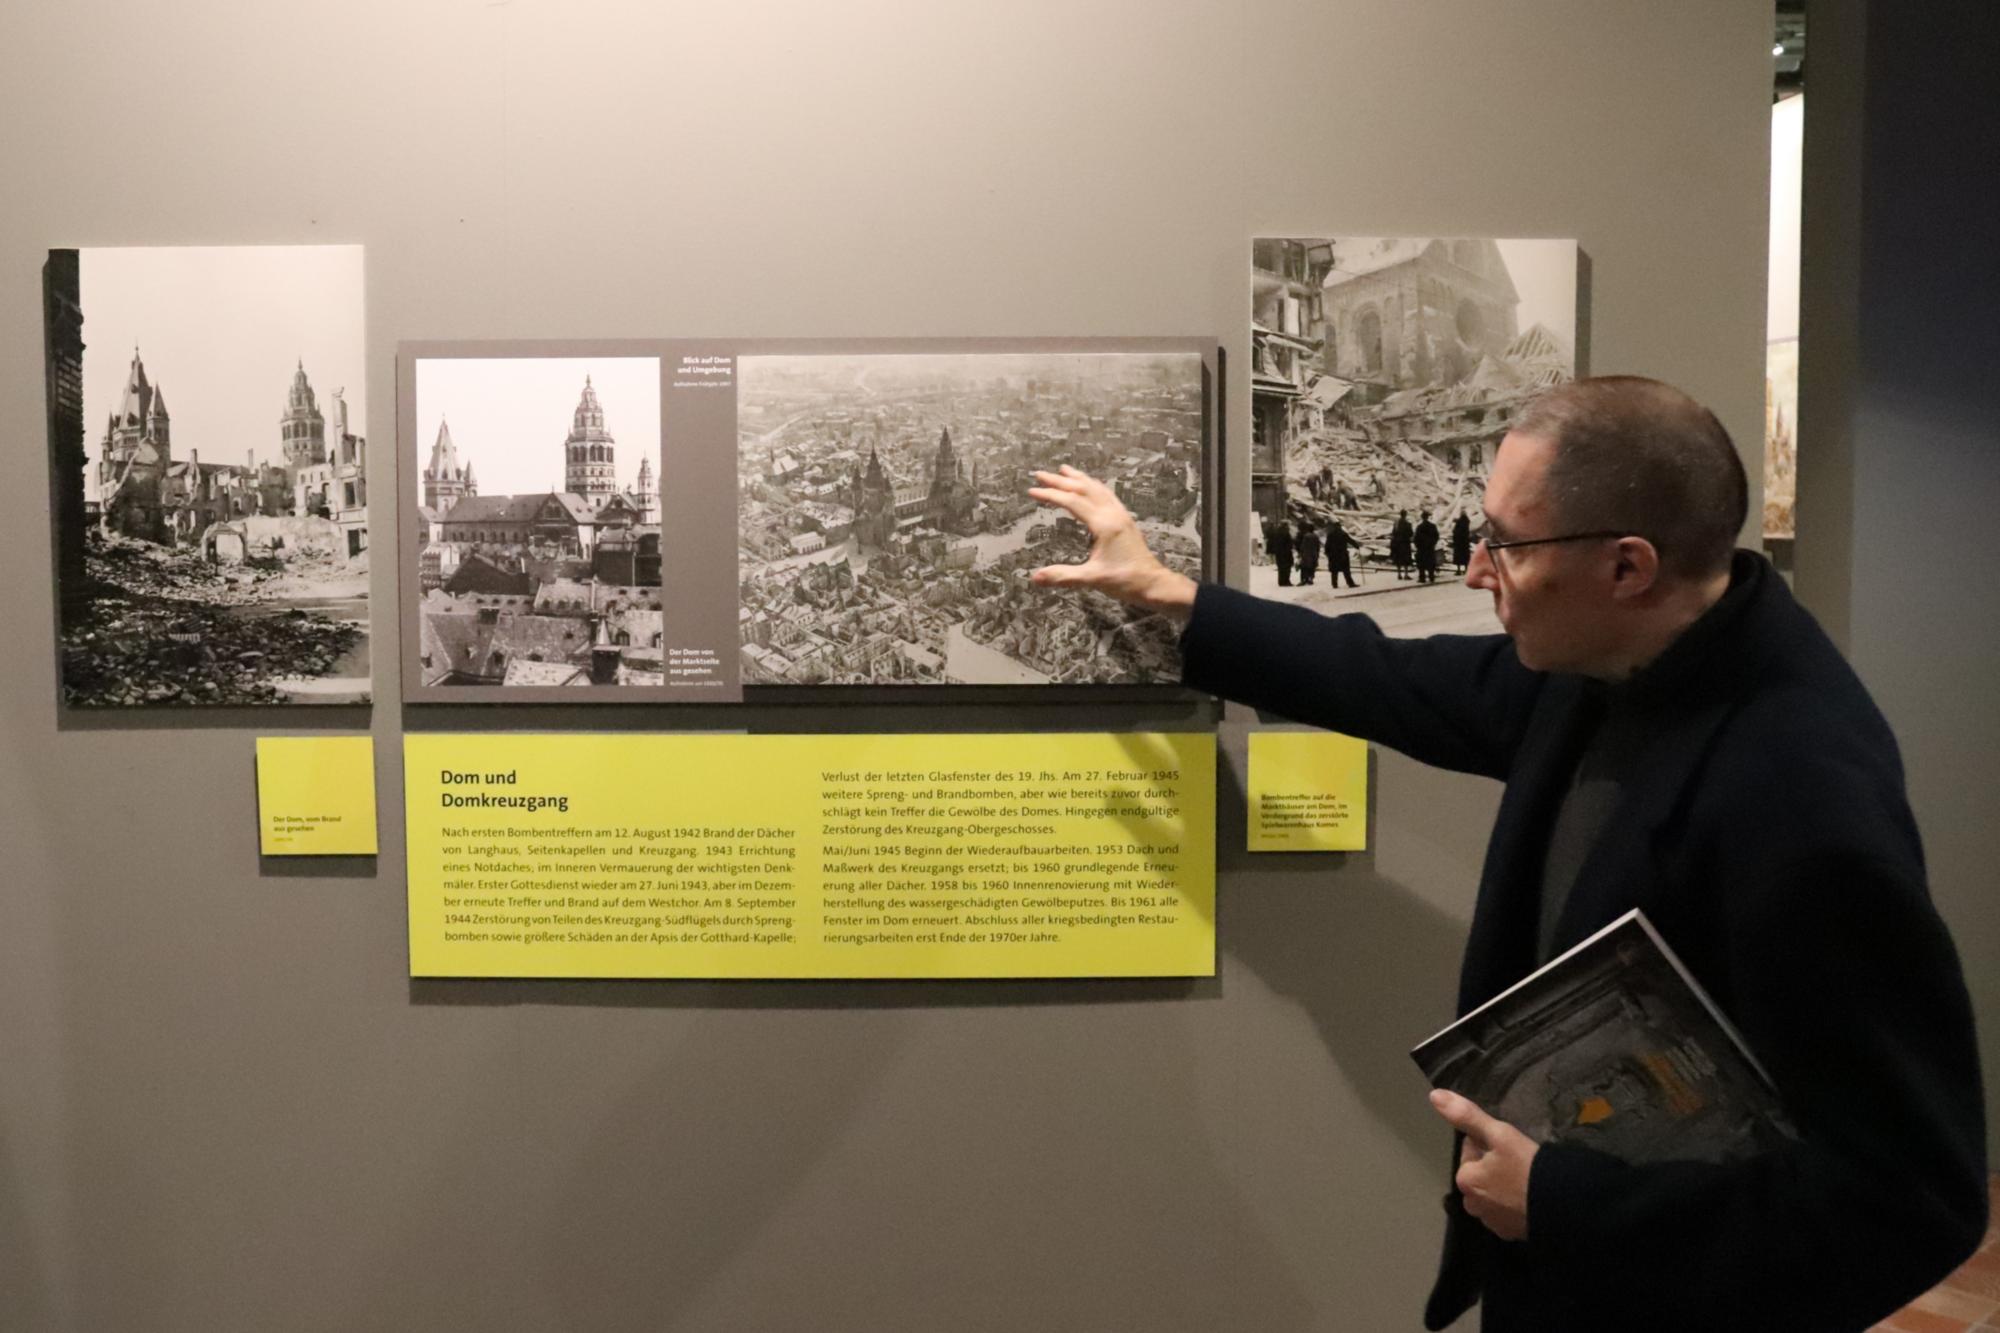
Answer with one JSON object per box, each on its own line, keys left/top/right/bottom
{"left": 1277, "top": 427, "right": 1486, "bottom": 559}
{"left": 61, "top": 534, "right": 361, "bottom": 707}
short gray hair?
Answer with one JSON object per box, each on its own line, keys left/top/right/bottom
{"left": 1512, "top": 376, "right": 1748, "bottom": 579}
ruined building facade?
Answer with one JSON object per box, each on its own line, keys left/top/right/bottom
{"left": 1319, "top": 238, "right": 1521, "bottom": 391}
{"left": 92, "top": 348, "right": 368, "bottom": 553}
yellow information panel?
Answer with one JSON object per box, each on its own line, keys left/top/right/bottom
{"left": 1246, "top": 731, "right": 1368, "bottom": 852}
{"left": 404, "top": 733, "right": 1215, "bottom": 979}
{"left": 255, "top": 736, "right": 379, "bottom": 855}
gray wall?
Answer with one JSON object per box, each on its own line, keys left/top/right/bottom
{"left": 0, "top": 3, "right": 1775, "bottom": 1329}
{"left": 1796, "top": 0, "right": 2000, "bottom": 1159}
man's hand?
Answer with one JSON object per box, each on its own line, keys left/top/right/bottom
{"left": 1430, "top": 1089, "right": 1538, "bottom": 1242}
{"left": 1026, "top": 466, "right": 1197, "bottom": 621}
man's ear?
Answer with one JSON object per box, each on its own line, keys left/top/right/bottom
{"left": 1609, "top": 536, "right": 1662, "bottom": 600}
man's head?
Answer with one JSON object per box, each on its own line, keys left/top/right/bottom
{"left": 1467, "top": 376, "right": 1748, "bottom": 676}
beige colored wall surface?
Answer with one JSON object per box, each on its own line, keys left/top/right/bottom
{"left": 0, "top": 3, "right": 1772, "bottom": 1329}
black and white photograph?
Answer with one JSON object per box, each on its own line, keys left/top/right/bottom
{"left": 45, "top": 245, "right": 370, "bottom": 707}
{"left": 409, "top": 355, "right": 664, "bottom": 689}
{"left": 736, "top": 349, "right": 1207, "bottom": 685}
{"left": 1250, "top": 237, "right": 1580, "bottom": 637}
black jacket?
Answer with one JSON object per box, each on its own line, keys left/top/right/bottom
{"left": 1179, "top": 553, "right": 1986, "bottom": 1331}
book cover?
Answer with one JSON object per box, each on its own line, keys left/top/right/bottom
{"left": 1411, "top": 909, "right": 1796, "bottom": 1165}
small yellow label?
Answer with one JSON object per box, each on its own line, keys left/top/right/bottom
{"left": 256, "top": 736, "right": 379, "bottom": 856}
{"left": 404, "top": 732, "right": 1216, "bottom": 979}
{"left": 1246, "top": 731, "right": 1368, "bottom": 851}
{"left": 1576, "top": 1096, "right": 1616, "bottom": 1127}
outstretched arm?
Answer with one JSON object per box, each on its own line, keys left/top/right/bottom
{"left": 1026, "top": 466, "right": 1196, "bottom": 622}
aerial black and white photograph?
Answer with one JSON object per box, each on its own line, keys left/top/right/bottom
{"left": 411, "top": 355, "right": 664, "bottom": 689}
{"left": 45, "top": 245, "right": 370, "bottom": 707}
{"left": 736, "top": 350, "right": 1206, "bottom": 685}
{"left": 1249, "top": 237, "right": 1580, "bottom": 637}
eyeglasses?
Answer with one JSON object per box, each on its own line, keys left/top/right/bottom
{"left": 1477, "top": 530, "right": 1632, "bottom": 555}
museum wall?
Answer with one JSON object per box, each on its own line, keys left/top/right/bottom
{"left": 1796, "top": 0, "right": 2000, "bottom": 1160}
{"left": 0, "top": 3, "right": 1777, "bottom": 1329}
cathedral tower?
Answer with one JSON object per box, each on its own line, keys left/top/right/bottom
{"left": 851, "top": 444, "right": 898, "bottom": 550}
{"left": 281, "top": 359, "right": 326, "bottom": 474}
{"left": 105, "top": 345, "right": 170, "bottom": 466}
{"left": 634, "top": 456, "right": 658, "bottom": 525}
{"left": 423, "top": 418, "right": 474, "bottom": 513}
{"left": 564, "top": 375, "right": 616, "bottom": 504}
{"left": 923, "top": 425, "right": 978, "bottom": 535}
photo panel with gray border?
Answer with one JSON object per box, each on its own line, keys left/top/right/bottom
{"left": 1249, "top": 238, "right": 1582, "bottom": 637}
{"left": 718, "top": 338, "right": 1215, "bottom": 688}
{"left": 45, "top": 244, "right": 371, "bottom": 707}
{"left": 398, "top": 341, "right": 740, "bottom": 703}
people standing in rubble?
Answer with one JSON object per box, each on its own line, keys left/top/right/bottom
{"left": 1415, "top": 510, "right": 1441, "bottom": 584}
{"left": 1325, "top": 516, "right": 1362, "bottom": 589}
{"left": 1451, "top": 511, "right": 1472, "bottom": 574}
{"left": 1296, "top": 517, "right": 1322, "bottom": 586}
{"left": 1391, "top": 509, "right": 1415, "bottom": 580}
{"left": 1265, "top": 512, "right": 1294, "bottom": 587}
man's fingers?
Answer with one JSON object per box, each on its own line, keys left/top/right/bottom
{"left": 1031, "top": 470, "right": 1089, "bottom": 493}
{"left": 1030, "top": 560, "right": 1093, "bottom": 587}
{"left": 1050, "top": 466, "right": 1118, "bottom": 503}
{"left": 1027, "top": 486, "right": 1088, "bottom": 518}
{"left": 1429, "top": 1089, "right": 1502, "bottom": 1150}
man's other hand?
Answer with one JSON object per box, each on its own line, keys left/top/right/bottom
{"left": 1026, "top": 466, "right": 1197, "bottom": 621}
{"left": 1430, "top": 1089, "right": 1538, "bottom": 1242}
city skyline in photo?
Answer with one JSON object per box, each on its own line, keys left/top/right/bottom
{"left": 413, "top": 356, "right": 660, "bottom": 501}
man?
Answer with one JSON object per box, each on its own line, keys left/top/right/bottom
{"left": 1295, "top": 516, "right": 1321, "bottom": 586}
{"left": 1027, "top": 376, "right": 1986, "bottom": 1331}
{"left": 1414, "top": 509, "right": 1441, "bottom": 584}
{"left": 1451, "top": 510, "right": 1473, "bottom": 575}
{"left": 1264, "top": 511, "right": 1294, "bottom": 587}
{"left": 1391, "top": 508, "right": 1415, "bottom": 580}
{"left": 1324, "top": 514, "right": 1362, "bottom": 589}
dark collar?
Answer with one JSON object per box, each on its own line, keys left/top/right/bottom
{"left": 1604, "top": 550, "right": 1770, "bottom": 711}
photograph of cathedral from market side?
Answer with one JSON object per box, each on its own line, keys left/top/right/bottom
{"left": 737, "top": 351, "right": 1205, "bottom": 685}
{"left": 44, "top": 246, "right": 371, "bottom": 707}
{"left": 1250, "top": 237, "right": 1579, "bottom": 637}
{"left": 411, "top": 355, "right": 664, "bottom": 689}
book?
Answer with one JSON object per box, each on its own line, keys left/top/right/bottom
{"left": 1411, "top": 909, "right": 1797, "bottom": 1165}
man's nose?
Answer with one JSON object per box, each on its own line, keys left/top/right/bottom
{"left": 1465, "top": 539, "right": 1497, "bottom": 590}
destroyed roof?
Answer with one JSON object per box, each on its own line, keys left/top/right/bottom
{"left": 1505, "top": 322, "right": 1574, "bottom": 368}
{"left": 1303, "top": 375, "right": 1356, "bottom": 409}
{"left": 1463, "top": 355, "right": 1526, "bottom": 393}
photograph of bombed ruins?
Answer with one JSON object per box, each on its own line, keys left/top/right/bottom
{"left": 1251, "top": 238, "right": 1578, "bottom": 637}
{"left": 45, "top": 246, "right": 371, "bottom": 707}
{"left": 737, "top": 351, "right": 1205, "bottom": 685}
{"left": 412, "top": 356, "right": 663, "bottom": 689}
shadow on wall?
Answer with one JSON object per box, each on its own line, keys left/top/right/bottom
{"left": 1217, "top": 742, "right": 1483, "bottom": 1168}
{"left": 336, "top": 998, "right": 1323, "bottom": 1330}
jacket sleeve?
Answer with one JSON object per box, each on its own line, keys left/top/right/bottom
{"left": 1178, "top": 582, "right": 1542, "bottom": 780}
{"left": 1522, "top": 848, "right": 1989, "bottom": 1329}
